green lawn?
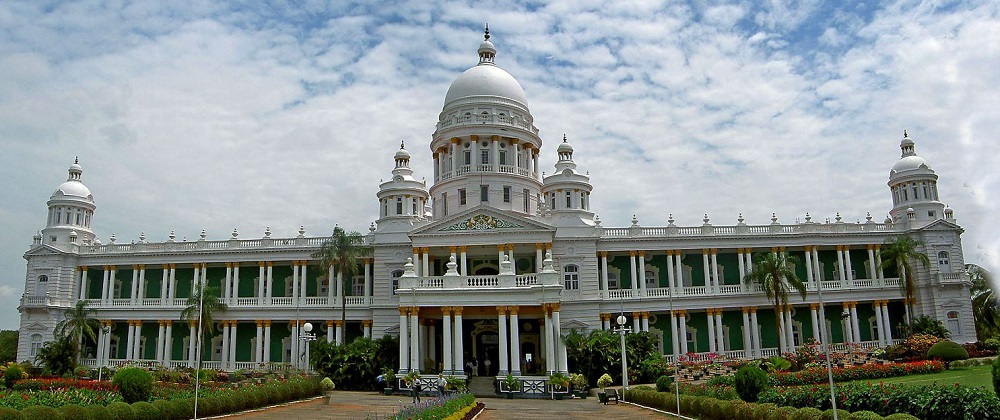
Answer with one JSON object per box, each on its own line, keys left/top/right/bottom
{"left": 846, "top": 364, "right": 993, "bottom": 389}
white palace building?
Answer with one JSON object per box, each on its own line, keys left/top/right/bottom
{"left": 17, "top": 30, "right": 974, "bottom": 389}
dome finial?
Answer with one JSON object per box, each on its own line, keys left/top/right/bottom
{"left": 484, "top": 23, "right": 490, "bottom": 41}
{"left": 400, "top": 140, "right": 405, "bottom": 150}
{"left": 563, "top": 134, "right": 567, "bottom": 143}
{"left": 74, "top": 156, "right": 79, "bottom": 164}
{"left": 903, "top": 129, "right": 908, "bottom": 138}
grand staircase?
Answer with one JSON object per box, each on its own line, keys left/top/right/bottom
{"left": 467, "top": 376, "right": 497, "bottom": 398}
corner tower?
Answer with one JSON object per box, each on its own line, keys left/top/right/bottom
{"left": 428, "top": 26, "right": 543, "bottom": 218}
{"left": 37, "top": 158, "right": 97, "bottom": 248}
{"left": 887, "top": 131, "right": 947, "bottom": 224}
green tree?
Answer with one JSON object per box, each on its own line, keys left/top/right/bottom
{"left": 879, "top": 236, "right": 931, "bottom": 336}
{"left": 53, "top": 300, "right": 100, "bottom": 364}
{"left": 312, "top": 226, "right": 372, "bottom": 343}
{"left": 969, "top": 264, "right": 1000, "bottom": 340}
{"left": 0, "top": 330, "right": 18, "bottom": 364}
{"left": 743, "top": 252, "right": 807, "bottom": 354}
{"left": 180, "top": 283, "right": 228, "bottom": 356}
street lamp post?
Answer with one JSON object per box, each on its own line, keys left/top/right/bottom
{"left": 301, "top": 322, "right": 317, "bottom": 373}
{"left": 816, "top": 277, "right": 840, "bottom": 420}
{"left": 613, "top": 313, "right": 631, "bottom": 403}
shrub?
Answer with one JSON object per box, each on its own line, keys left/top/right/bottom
{"left": 985, "top": 338, "right": 1000, "bottom": 351}
{"left": 903, "top": 334, "right": 940, "bottom": 359}
{"left": 754, "top": 402, "right": 778, "bottom": 419}
{"left": 883, "top": 414, "right": 919, "bottom": 420}
{"left": 655, "top": 375, "right": 672, "bottom": 392}
{"left": 791, "top": 407, "right": 823, "bottom": 420}
{"left": 132, "top": 401, "right": 158, "bottom": 420}
{"left": 993, "top": 356, "right": 1000, "bottom": 399}
{"left": 732, "top": 400, "right": 754, "bottom": 420}
{"left": 848, "top": 411, "right": 884, "bottom": 420}
{"left": 320, "top": 377, "right": 335, "bottom": 391}
{"left": 107, "top": 401, "right": 135, "bottom": 420}
{"left": 19, "top": 406, "right": 59, "bottom": 420}
{"left": 86, "top": 404, "right": 110, "bottom": 420}
{"left": 197, "top": 396, "right": 219, "bottom": 417}
{"left": 150, "top": 400, "right": 176, "bottom": 420}
{"left": 112, "top": 367, "right": 153, "bottom": 404}
{"left": 57, "top": 404, "right": 89, "bottom": 419}
{"left": 597, "top": 373, "right": 613, "bottom": 389}
{"left": 909, "top": 315, "right": 950, "bottom": 338}
{"left": 3, "top": 365, "right": 23, "bottom": 389}
{"left": 821, "top": 408, "right": 851, "bottom": 420}
{"left": 775, "top": 405, "right": 799, "bottom": 420}
{"left": 734, "top": 365, "right": 768, "bottom": 402}
{"left": 170, "top": 399, "right": 193, "bottom": 420}
{"left": 926, "top": 340, "right": 969, "bottom": 368}
{"left": 0, "top": 407, "right": 20, "bottom": 420}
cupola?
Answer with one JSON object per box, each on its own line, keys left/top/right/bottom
{"left": 887, "top": 131, "right": 946, "bottom": 224}
{"left": 40, "top": 158, "right": 97, "bottom": 247}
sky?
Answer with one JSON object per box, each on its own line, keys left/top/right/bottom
{"left": 1, "top": 0, "right": 997, "bottom": 330}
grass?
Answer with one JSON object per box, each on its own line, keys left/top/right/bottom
{"left": 846, "top": 364, "right": 993, "bottom": 389}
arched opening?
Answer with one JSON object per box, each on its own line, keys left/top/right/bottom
{"left": 474, "top": 266, "right": 498, "bottom": 275}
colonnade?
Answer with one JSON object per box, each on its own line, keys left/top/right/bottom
{"left": 433, "top": 135, "right": 540, "bottom": 181}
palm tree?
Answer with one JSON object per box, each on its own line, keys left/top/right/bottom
{"left": 969, "top": 264, "right": 999, "bottom": 340}
{"left": 312, "top": 226, "right": 372, "bottom": 344}
{"left": 879, "top": 236, "right": 930, "bottom": 336}
{"left": 54, "top": 300, "right": 100, "bottom": 364}
{"left": 180, "top": 283, "right": 228, "bottom": 352}
{"left": 743, "top": 252, "right": 807, "bottom": 354}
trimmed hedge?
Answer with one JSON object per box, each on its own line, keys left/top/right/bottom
{"left": 113, "top": 367, "right": 153, "bottom": 404}
{"left": 926, "top": 340, "right": 969, "bottom": 368}
{"left": 18, "top": 406, "right": 58, "bottom": 420}
{"left": 0, "top": 407, "right": 20, "bottom": 420}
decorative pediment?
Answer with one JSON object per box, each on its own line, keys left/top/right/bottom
{"left": 561, "top": 319, "right": 589, "bottom": 332}
{"left": 917, "top": 218, "right": 963, "bottom": 232}
{"left": 441, "top": 214, "right": 524, "bottom": 231}
{"left": 24, "top": 245, "right": 65, "bottom": 257}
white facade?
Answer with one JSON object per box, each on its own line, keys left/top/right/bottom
{"left": 17, "top": 30, "right": 974, "bottom": 379}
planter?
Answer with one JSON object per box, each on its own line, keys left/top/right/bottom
{"left": 554, "top": 393, "right": 564, "bottom": 400}
{"left": 575, "top": 391, "right": 587, "bottom": 399}
{"left": 383, "top": 388, "right": 394, "bottom": 395}
{"left": 598, "top": 392, "right": 608, "bottom": 404}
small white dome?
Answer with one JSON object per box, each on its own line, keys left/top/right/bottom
{"left": 52, "top": 180, "right": 92, "bottom": 200}
{"left": 557, "top": 140, "right": 573, "bottom": 153}
{"left": 444, "top": 65, "right": 528, "bottom": 108}
{"left": 891, "top": 155, "right": 931, "bottom": 172}
{"left": 395, "top": 148, "right": 410, "bottom": 160}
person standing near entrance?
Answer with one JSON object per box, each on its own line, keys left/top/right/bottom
{"left": 483, "top": 358, "right": 492, "bottom": 376}
{"left": 437, "top": 373, "right": 447, "bottom": 397}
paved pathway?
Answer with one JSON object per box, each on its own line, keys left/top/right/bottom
{"left": 223, "top": 391, "right": 676, "bottom": 419}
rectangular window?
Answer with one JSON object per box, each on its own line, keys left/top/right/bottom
{"left": 481, "top": 150, "right": 489, "bottom": 165}
{"left": 550, "top": 193, "right": 556, "bottom": 210}
{"left": 480, "top": 185, "right": 489, "bottom": 202}
{"left": 565, "top": 191, "right": 572, "bottom": 208}
{"left": 396, "top": 197, "right": 403, "bottom": 214}
{"left": 459, "top": 189, "right": 467, "bottom": 205}
{"left": 912, "top": 186, "right": 919, "bottom": 199}
{"left": 442, "top": 192, "right": 448, "bottom": 216}
{"left": 412, "top": 199, "right": 418, "bottom": 214}
{"left": 463, "top": 151, "right": 471, "bottom": 165}
{"left": 499, "top": 150, "right": 507, "bottom": 165}
{"left": 503, "top": 186, "right": 511, "bottom": 203}
{"left": 523, "top": 189, "right": 530, "bottom": 212}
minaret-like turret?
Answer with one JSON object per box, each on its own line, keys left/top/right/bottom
{"left": 376, "top": 142, "right": 430, "bottom": 230}
{"left": 542, "top": 135, "right": 594, "bottom": 222}
{"left": 38, "top": 158, "right": 97, "bottom": 248}
{"left": 887, "top": 131, "right": 946, "bottom": 224}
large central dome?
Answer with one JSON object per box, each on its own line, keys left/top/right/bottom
{"left": 442, "top": 28, "right": 528, "bottom": 109}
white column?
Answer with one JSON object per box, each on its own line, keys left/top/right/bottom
{"left": 670, "top": 312, "right": 680, "bottom": 356}
{"left": 363, "top": 259, "right": 372, "bottom": 299}
{"left": 535, "top": 245, "right": 543, "bottom": 274}
{"left": 290, "top": 322, "right": 299, "bottom": 368}
{"left": 159, "top": 266, "right": 169, "bottom": 304}
{"left": 842, "top": 303, "right": 853, "bottom": 343}
{"left": 263, "top": 322, "right": 272, "bottom": 363}
{"left": 421, "top": 248, "right": 430, "bottom": 279}
{"left": 410, "top": 308, "right": 420, "bottom": 372}
{"left": 785, "top": 308, "right": 795, "bottom": 349}
{"left": 702, "top": 250, "right": 712, "bottom": 291}
{"left": 224, "top": 264, "right": 233, "bottom": 306}
{"left": 228, "top": 322, "right": 237, "bottom": 369}
{"left": 428, "top": 321, "right": 436, "bottom": 370}
{"left": 602, "top": 314, "right": 610, "bottom": 330}
{"left": 126, "top": 322, "right": 135, "bottom": 360}
{"left": 130, "top": 268, "right": 139, "bottom": 305}
{"left": 326, "top": 321, "right": 334, "bottom": 344}
{"left": 544, "top": 307, "right": 554, "bottom": 373}
{"left": 164, "top": 322, "right": 174, "bottom": 363}
{"left": 300, "top": 263, "right": 308, "bottom": 300}
{"left": 101, "top": 266, "right": 110, "bottom": 302}
{"left": 638, "top": 252, "right": 647, "bottom": 295}
{"left": 737, "top": 249, "right": 747, "bottom": 281}
{"left": 454, "top": 308, "right": 465, "bottom": 374}
{"left": 714, "top": 310, "right": 725, "bottom": 352}
{"left": 629, "top": 251, "right": 638, "bottom": 291}
{"left": 442, "top": 308, "right": 453, "bottom": 374}
{"left": 850, "top": 303, "right": 862, "bottom": 343}
{"left": 741, "top": 309, "right": 751, "bottom": 355}
{"left": 777, "top": 309, "right": 787, "bottom": 351}
{"left": 258, "top": 263, "right": 266, "bottom": 304}
{"left": 674, "top": 252, "right": 684, "bottom": 294}
{"left": 641, "top": 312, "right": 650, "bottom": 332}
{"left": 364, "top": 321, "right": 372, "bottom": 339}
{"left": 137, "top": 266, "right": 146, "bottom": 302}
{"left": 600, "top": 252, "right": 609, "bottom": 292}
{"left": 876, "top": 247, "right": 885, "bottom": 280}
{"left": 168, "top": 265, "right": 177, "bottom": 301}
{"left": 873, "top": 301, "right": 885, "bottom": 346}
{"left": 460, "top": 247, "right": 468, "bottom": 276}
{"left": 327, "top": 265, "right": 336, "bottom": 302}
{"left": 553, "top": 306, "right": 567, "bottom": 374}
{"left": 255, "top": 322, "right": 264, "bottom": 362}
{"left": 844, "top": 247, "right": 855, "bottom": 285}
{"left": 812, "top": 247, "right": 823, "bottom": 283}
{"left": 750, "top": 309, "right": 760, "bottom": 357}
{"left": 710, "top": 250, "right": 720, "bottom": 293}
{"left": 497, "top": 307, "right": 509, "bottom": 376}
{"left": 665, "top": 251, "right": 676, "bottom": 293}
{"left": 706, "top": 309, "right": 717, "bottom": 353}
{"left": 632, "top": 312, "right": 640, "bottom": 333}
{"left": 881, "top": 301, "right": 894, "bottom": 343}
{"left": 291, "top": 261, "right": 300, "bottom": 302}
{"left": 335, "top": 272, "right": 343, "bottom": 302}
{"left": 837, "top": 247, "right": 847, "bottom": 284}
{"left": 509, "top": 308, "right": 521, "bottom": 375}
{"left": 412, "top": 248, "right": 421, "bottom": 277}
{"left": 156, "top": 322, "right": 165, "bottom": 362}
{"left": 805, "top": 246, "right": 815, "bottom": 286}
{"left": 221, "top": 321, "right": 230, "bottom": 368}
{"left": 810, "top": 304, "right": 821, "bottom": 343}
{"left": 679, "top": 312, "right": 689, "bottom": 355}
{"left": 96, "top": 323, "right": 105, "bottom": 365}
{"left": 335, "top": 320, "right": 344, "bottom": 346}
{"left": 419, "top": 321, "right": 427, "bottom": 367}
{"left": 868, "top": 246, "right": 878, "bottom": 283}
{"left": 134, "top": 321, "right": 144, "bottom": 360}
{"left": 192, "top": 264, "right": 200, "bottom": 293}
{"left": 232, "top": 264, "right": 240, "bottom": 304}
{"left": 187, "top": 322, "right": 197, "bottom": 367}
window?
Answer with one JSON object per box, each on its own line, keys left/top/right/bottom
{"left": 352, "top": 276, "right": 364, "bottom": 296}
{"left": 938, "top": 251, "right": 951, "bottom": 273}
{"left": 459, "top": 189, "right": 467, "bottom": 205}
{"left": 391, "top": 270, "right": 404, "bottom": 294}
{"left": 912, "top": 186, "right": 918, "bottom": 199}
{"left": 928, "top": 211, "right": 935, "bottom": 218}
{"left": 607, "top": 272, "right": 619, "bottom": 290}
{"left": 29, "top": 334, "right": 43, "bottom": 358}
{"left": 480, "top": 185, "right": 489, "bottom": 202}
{"left": 947, "top": 311, "right": 961, "bottom": 335}
{"left": 565, "top": 191, "right": 572, "bottom": 208}
{"left": 563, "top": 265, "right": 579, "bottom": 290}
{"left": 463, "top": 150, "right": 471, "bottom": 165}
{"left": 645, "top": 270, "right": 657, "bottom": 288}
{"left": 550, "top": 193, "right": 556, "bottom": 210}
{"left": 481, "top": 150, "right": 489, "bottom": 165}
{"left": 412, "top": 199, "right": 418, "bottom": 215}
{"left": 523, "top": 189, "right": 530, "bottom": 212}
{"left": 902, "top": 189, "right": 908, "bottom": 200}
{"left": 396, "top": 197, "right": 403, "bottom": 215}
{"left": 383, "top": 200, "right": 388, "bottom": 216}
{"left": 499, "top": 150, "right": 507, "bottom": 165}
{"left": 442, "top": 193, "right": 448, "bottom": 216}
{"left": 35, "top": 275, "right": 48, "bottom": 296}
{"left": 922, "top": 183, "right": 929, "bottom": 199}
{"left": 503, "top": 186, "right": 511, "bottom": 203}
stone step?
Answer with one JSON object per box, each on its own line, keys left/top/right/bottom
{"left": 467, "top": 376, "right": 497, "bottom": 398}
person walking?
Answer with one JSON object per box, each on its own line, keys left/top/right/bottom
{"left": 411, "top": 379, "right": 422, "bottom": 404}
{"left": 437, "top": 373, "right": 447, "bottom": 397}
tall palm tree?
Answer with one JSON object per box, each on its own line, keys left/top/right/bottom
{"left": 879, "top": 236, "right": 930, "bottom": 336}
{"left": 180, "top": 283, "right": 228, "bottom": 353}
{"left": 54, "top": 300, "right": 100, "bottom": 363}
{"left": 312, "top": 226, "right": 372, "bottom": 344}
{"left": 969, "top": 264, "right": 999, "bottom": 340}
{"left": 743, "top": 252, "right": 807, "bottom": 354}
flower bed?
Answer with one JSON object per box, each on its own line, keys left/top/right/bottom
{"left": 758, "top": 381, "right": 1000, "bottom": 418}
{"left": 0, "top": 387, "right": 120, "bottom": 410}
{"left": 388, "top": 393, "right": 476, "bottom": 420}
{"left": 12, "top": 378, "right": 117, "bottom": 392}
{"left": 769, "top": 360, "right": 945, "bottom": 386}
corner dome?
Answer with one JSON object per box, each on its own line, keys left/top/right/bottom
{"left": 891, "top": 155, "right": 931, "bottom": 173}
{"left": 53, "top": 181, "right": 92, "bottom": 200}
{"left": 444, "top": 64, "right": 528, "bottom": 108}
